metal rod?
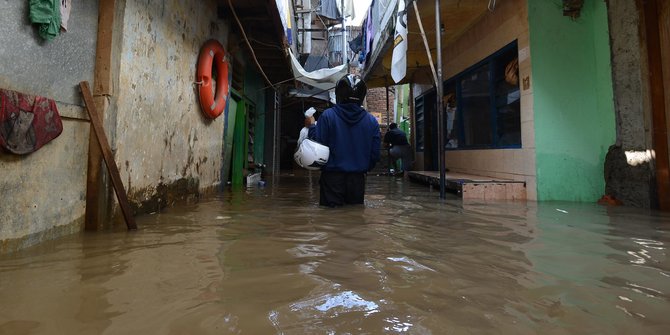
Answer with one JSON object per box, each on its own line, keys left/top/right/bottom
{"left": 342, "top": 0, "right": 347, "bottom": 66}
{"left": 435, "top": 0, "right": 446, "bottom": 198}
{"left": 273, "top": 90, "right": 280, "bottom": 176}
{"left": 386, "top": 77, "right": 391, "bottom": 172}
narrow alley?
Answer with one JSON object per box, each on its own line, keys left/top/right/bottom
{"left": 1, "top": 174, "right": 669, "bottom": 334}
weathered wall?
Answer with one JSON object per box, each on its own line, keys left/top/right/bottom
{"left": 0, "top": 1, "right": 99, "bottom": 252}
{"left": 113, "top": 0, "right": 230, "bottom": 213}
{"left": 366, "top": 88, "right": 393, "bottom": 125}
{"left": 420, "top": 0, "right": 537, "bottom": 199}
{"left": 528, "top": 0, "right": 616, "bottom": 202}
{"left": 604, "top": 0, "right": 654, "bottom": 207}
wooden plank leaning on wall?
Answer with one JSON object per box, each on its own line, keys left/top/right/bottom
{"left": 86, "top": 0, "right": 117, "bottom": 230}
{"left": 81, "top": 81, "right": 137, "bottom": 230}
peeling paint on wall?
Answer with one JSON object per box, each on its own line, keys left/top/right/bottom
{"left": 113, "top": 0, "right": 230, "bottom": 214}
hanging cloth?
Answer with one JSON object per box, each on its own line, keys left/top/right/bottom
{"left": 319, "top": 0, "right": 339, "bottom": 20}
{"left": 60, "top": 0, "right": 72, "bottom": 31}
{"left": 288, "top": 49, "right": 348, "bottom": 91}
{"left": 0, "top": 89, "right": 63, "bottom": 155}
{"left": 29, "top": 0, "right": 61, "bottom": 41}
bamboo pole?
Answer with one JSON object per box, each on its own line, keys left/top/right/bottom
{"left": 412, "top": 1, "right": 438, "bottom": 87}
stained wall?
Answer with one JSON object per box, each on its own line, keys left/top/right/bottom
{"left": 0, "top": 1, "right": 99, "bottom": 252}
{"left": 113, "top": 0, "right": 230, "bottom": 213}
{"left": 0, "top": 0, "right": 233, "bottom": 252}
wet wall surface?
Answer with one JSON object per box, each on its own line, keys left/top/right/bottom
{"left": 1, "top": 174, "right": 669, "bottom": 334}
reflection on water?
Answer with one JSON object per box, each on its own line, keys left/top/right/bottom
{"left": 1, "top": 174, "right": 670, "bottom": 334}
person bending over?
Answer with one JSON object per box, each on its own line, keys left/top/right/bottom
{"left": 383, "top": 122, "right": 413, "bottom": 175}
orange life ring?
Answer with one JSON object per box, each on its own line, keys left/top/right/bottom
{"left": 196, "top": 39, "right": 229, "bottom": 119}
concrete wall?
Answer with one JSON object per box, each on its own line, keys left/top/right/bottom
{"left": 420, "top": 0, "right": 538, "bottom": 200}
{"left": 1, "top": 0, "right": 233, "bottom": 252}
{"left": 114, "top": 0, "right": 230, "bottom": 213}
{"left": 0, "top": 1, "right": 99, "bottom": 252}
{"left": 604, "top": 0, "right": 654, "bottom": 207}
{"left": 528, "top": 0, "right": 616, "bottom": 202}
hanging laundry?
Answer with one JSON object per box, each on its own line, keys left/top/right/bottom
{"left": 364, "top": 7, "right": 375, "bottom": 64}
{"left": 349, "top": 33, "right": 363, "bottom": 54}
{"left": 319, "top": 0, "right": 339, "bottom": 20}
{"left": 0, "top": 89, "right": 63, "bottom": 155}
{"left": 391, "top": 0, "right": 408, "bottom": 83}
{"left": 29, "top": 0, "right": 61, "bottom": 41}
{"left": 60, "top": 0, "right": 71, "bottom": 31}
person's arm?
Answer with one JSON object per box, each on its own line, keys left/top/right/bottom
{"left": 312, "top": 113, "right": 329, "bottom": 146}
{"left": 383, "top": 131, "right": 391, "bottom": 149}
{"left": 306, "top": 115, "right": 317, "bottom": 141}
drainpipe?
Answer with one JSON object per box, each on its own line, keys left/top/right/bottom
{"left": 435, "top": 0, "right": 446, "bottom": 198}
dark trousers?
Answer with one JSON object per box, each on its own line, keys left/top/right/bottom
{"left": 319, "top": 171, "right": 366, "bottom": 207}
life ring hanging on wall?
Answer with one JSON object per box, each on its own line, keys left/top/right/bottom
{"left": 196, "top": 39, "right": 230, "bottom": 119}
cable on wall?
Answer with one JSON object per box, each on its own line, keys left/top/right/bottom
{"left": 227, "top": 0, "right": 274, "bottom": 88}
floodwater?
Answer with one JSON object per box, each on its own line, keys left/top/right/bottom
{"left": 1, "top": 174, "right": 670, "bottom": 335}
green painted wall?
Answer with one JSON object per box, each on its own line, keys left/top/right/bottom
{"left": 396, "top": 84, "right": 411, "bottom": 137}
{"left": 528, "top": 0, "right": 616, "bottom": 201}
{"left": 232, "top": 100, "right": 247, "bottom": 187}
{"left": 244, "top": 69, "right": 266, "bottom": 165}
{"left": 222, "top": 98, "right": 238, "bottom": 186}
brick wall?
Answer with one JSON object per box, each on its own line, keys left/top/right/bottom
{"left": 364, "top": 87, "right": 395, "bottom": 126}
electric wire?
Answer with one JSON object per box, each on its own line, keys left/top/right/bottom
{"left": 227, "top": 0, "right": 274, "bottom": 88}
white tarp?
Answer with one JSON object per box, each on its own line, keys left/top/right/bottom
{"left": 391, "top": 0, "right": 407, "bottom": 83}
{"left": 288, "top": 49, "right": 348, "bottom": 91}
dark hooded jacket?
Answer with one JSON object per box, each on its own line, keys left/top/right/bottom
{"left": 309, "top": 103, "right": 380, "bottom": 172}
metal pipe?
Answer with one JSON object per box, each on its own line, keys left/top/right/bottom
{"left": 386, "top": 78, "right": 391, "bottom": 172}
{"left": 273, "top": 90, "right": 280, "bottom": 176}
{"left": 342, "top": 0, "right": 347, "bottom": 66}
{"left": 435, "top": 0, "right": 446, "bottom": 198}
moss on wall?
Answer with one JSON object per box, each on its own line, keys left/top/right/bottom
{"left": 115, "top": 0, "right": 230, "bottom": 200}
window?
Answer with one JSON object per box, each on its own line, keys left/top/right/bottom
{"left": 415, "top": 97, "right": 425, "bottom": 151}
{"left": 443, "top": 41, "right": 521, "bottom": 149}
{"left": 460, "top": 63, "right": 493, "bottom": 147}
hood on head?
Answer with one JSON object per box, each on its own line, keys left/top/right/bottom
{"left": 333, "top": 103, "right": 367, "bottom": 125}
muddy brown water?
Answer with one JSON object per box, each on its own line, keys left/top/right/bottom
{"left": 1, "top": 174, "right": 670, "bottom": 334}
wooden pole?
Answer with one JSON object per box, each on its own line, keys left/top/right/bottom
{"left": 643, "top": 0, "right": 670, "bottom": 210}
{"left": 80, "top": 81, "right": 137, "bottom": 230}
{"left": 86, "top": 0, "right": 116, "bottom": 230}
